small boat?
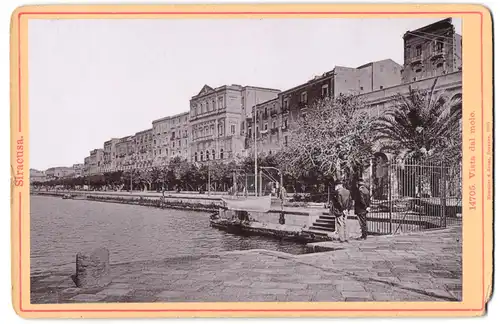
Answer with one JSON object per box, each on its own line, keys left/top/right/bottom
{"left": 62, "top": 194, "right": 72, "bottom": 199}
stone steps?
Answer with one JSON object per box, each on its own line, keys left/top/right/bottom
{"left": 309, "top": 225, "right": 335, "bottom": 232}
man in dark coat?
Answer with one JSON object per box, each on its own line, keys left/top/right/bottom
{"left": 329, "top": 180, "right": 352, "bottom": 243}
{"left": 354, "top": 179, "right": 371, "bottom": 240}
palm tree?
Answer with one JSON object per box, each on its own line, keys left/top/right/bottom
{"left": 373, "top": 79, "right": 462, "bottom": 163}
{"left": 373, "top": 79, "right": 462, "bottom": 199}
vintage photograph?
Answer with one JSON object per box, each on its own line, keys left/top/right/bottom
{"left": 29, "top": 16, "right": 463, "bottom": 304}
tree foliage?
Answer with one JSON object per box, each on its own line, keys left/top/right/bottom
{"left": 373, "top": 79, "right": 462, "bottom": 164}
{"left": 277, "top": 94, "right": 376, "bottom": 184}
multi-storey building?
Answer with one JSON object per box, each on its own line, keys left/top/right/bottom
{"left": 72, "top": 163, "right": 84, "bottom": 177}
{"left": 30, "top": 169, "right": 47, "bottom": 183}
{"left": 102, "top": 138, "right": 119, "bottom": 173}
{"left": 401, "top": 18, "right": 462, "bottom": 83}
{"left": 190, "top": 84, "right": 280, "bottom": 163}
{"left": 45, "top": 166, "right": 75, "bottom": 179}
{"left": 151, "top": 116, "right": 171, "bottom": 166}
{"left": 114, "top": 136, "right": 135, "bottom": 171}
{"left": 166, "top": 112, "right": 190, "bottom": 160}
{"left": 246, "top": 59, "right": 402, "bottom": 154}
{"left": 83, "top": 156, "right": 91, "bottom": 176}
{"left": 89, "top": 148, "right": 105, "bottom": 175}
{"left": 133, "top": 129, "right": 153, "bottom": 169}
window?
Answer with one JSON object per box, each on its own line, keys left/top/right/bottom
{"left": 154, "top": 150, "right": 157, "bottom": 155}
{"left": 200, "top": 151, "right": 204, "bottom": 161}
{"left": 218, "top": 97, "right": 224, "bottom": 109}
{"left": 416, "top": 45, "right": 422, "bottom": 56}
{"left": 212, "top": 100, "right": 216, "bottom": 111}
{"left": 154, "top": 140, "right": 156, "bottom": 145}
{"left": 256, "top": 126, "right": 259, "bottom": 134}
{"left": 206, "top": 150, "right": 210, "bottom": 160}
{"left": 264, "top": 124, "right": 268, "bottom": 131}
{"left": 284, "top": 119, "right": 288, "bottom": 129}
{"left": 272, "top": 121, "right": 276, "bottom": 129}
{"left": 436, "top": 40, "right": 444, "bottom": 52}
{"left": 360, "top": 86, "right": 364, "bottom": 91}
{"left": 231, "top": 125, "right": 236, "bottom": 134}
{"left": 210, "top": 125, "right": 214, "bottom": 135}
{"left": 178, "top": 140, "right": 181, "bottom": 147}
{"left": 321, "top": 84, "right": 329, "bottom": 97}
{"left": 300, "top": 91, "right": 307, "bottom": 103}
{"left": 284, "top": 136, "right": 288, "bottom": 147}
{"left": 212, "top": 149, "right": 216, "bottom": 160}
{"left": 218, "top": 124, "right": 223, "bottom": 136}
{"left": 380, "top": 86, "right": 384, "bottom": 90}
{"left": 194, "top": 152, "right": 198, "bottom": 162}
{"left": 415, "top": 68, "right": 422, "bottom": 73}
{"left": 220, "top": 148, "right": 224, "bottom": 159}
{"left": 283, "top": 98, "right": 289, "bottom": 110}
{"left": 437, "top": 62, "right": 444, "bottom": 68}
{"left": 159, "top": 149, "right": 162, "bottom": 155}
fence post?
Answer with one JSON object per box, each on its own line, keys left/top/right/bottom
{"left": 388, "top": 160, "right": 393, "bottom": 234}
{"left": 440, "top": 162, "right": 447, "bottom": 228}
{"left": 259, "top": 170, "right": 263, "bottom": 197}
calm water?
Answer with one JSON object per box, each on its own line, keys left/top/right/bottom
{"left": 30, "top": 196, "right": 307, "bottom": 275}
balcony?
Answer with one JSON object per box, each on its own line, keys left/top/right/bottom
{"left": 431, "top": 49, "right": 445, "bottom": 59}
{"left": 410, "top": 55, "right": 423, "bottom": 64}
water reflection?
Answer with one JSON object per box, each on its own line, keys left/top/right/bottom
{"left": 30, "top": 196, "right": 307, "bottom": 275}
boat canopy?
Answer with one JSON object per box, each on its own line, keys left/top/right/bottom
{"left": 221, "top": 195, "right": 272, "bottom": 213}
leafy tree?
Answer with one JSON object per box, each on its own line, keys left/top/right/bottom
{"left": 278, "top": 94, "right": 376, "bottom": 185}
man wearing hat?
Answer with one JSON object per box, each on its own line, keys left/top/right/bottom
{"left": 329, "top": 180, "right": 352, "bottom": 243}
{"left": 354, "top": 178, "right": 371, "bottom": 240}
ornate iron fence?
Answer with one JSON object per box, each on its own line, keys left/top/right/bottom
{"left": 368, "top": 158, "right": 462, "bottom": 235}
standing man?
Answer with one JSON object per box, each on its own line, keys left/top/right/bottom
{"left": 330, "top": 180, "right": 352, "bottom": 243}
{"left": 354, "top": 179, "right": 371, "bottom": 240}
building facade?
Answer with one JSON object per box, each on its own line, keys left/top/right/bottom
{"left": 45, "top": 166, "right": 75, "bottom": 179}
{"left": 402, "top": 18, "right": 462, "bottom": 83}
{"left": 246, "top": 59, "right": 403, "bottom": 155}
{"left": 167, "top": 112, "right": 190, "bottom": 160}
{"left": 114, "top": 136, "right": 135, "bottom": 171}
{"left": 72, "top": 164, "right": 84, "bottom": 177}
{"left": 190, "top": 84, "right": 280, "bottom": 163}
{"left": 89, "top": 149, "right": 105, "bottom": 175}
{"left": 133, "top": 129, "right": 153, "bottom": 169}
{"left": 30, "top": 169, "right": 47, "bottom": 183}
{"left": 102, "top": 138, "right": 119, "bottom": 173}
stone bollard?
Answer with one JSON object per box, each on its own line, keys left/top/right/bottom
{"left": 72, "top": 247, "right": 111, "bottom": 288}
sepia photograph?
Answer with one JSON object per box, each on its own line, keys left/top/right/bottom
{"left": 26, "top": 15, "right": 465, "bottom": 305}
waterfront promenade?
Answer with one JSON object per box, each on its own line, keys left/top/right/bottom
{"left": 31, "top": 225, "right": 462, "bottom": 303}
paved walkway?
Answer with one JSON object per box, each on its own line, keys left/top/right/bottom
{"left": 31, "top": 226, "right": 461, "bottom": 304}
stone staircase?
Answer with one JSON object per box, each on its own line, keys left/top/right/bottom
{"left": 302, "top": 212, "right": 336, "bottom": 239}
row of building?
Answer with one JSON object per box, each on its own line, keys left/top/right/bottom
{"left": 31, "top": 18, "right": 463, "bottom": 182}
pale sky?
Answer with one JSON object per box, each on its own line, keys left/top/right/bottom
{"left": 29, "top": 17, "right": 461, "bottom": 170}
